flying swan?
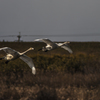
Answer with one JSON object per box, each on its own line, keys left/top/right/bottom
{"left": 0, "top": 47, "right": 36, "bottom": 75}
{"left": 34, "top": 38, "right": 73, "bottom": 53}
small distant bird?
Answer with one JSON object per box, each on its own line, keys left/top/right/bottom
{"left": 0, "top": 47, "right": 36, "bottom": 75}
{"left": 34, "top": 38, "right": 73, "bottom": 53}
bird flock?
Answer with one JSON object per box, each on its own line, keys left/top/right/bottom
{"left": 0, "top": 38, "right": 73, "bottom": 75}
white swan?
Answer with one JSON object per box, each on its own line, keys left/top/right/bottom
{"left": 34, "top": 38, "right": 73, "bottom": 53}
{"left": 0, "top": 47, "right": 36, "bottom": 75}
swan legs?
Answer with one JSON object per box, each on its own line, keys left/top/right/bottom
{"left": 44, "top": 50, "right": 48, "bottom": 52}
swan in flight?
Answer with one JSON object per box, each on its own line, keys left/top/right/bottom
{"left": 34, "top": 38, "right": 73, "bottom": 53}
{"left": 0, "top": 47, "right": 36, "bottom": 75}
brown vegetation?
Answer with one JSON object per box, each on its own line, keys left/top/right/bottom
{"left": 0, "top": 42, "right": 100, "bottom": 100}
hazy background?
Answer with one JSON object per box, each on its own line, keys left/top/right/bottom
{"left": 0, "top": 0, "right": 100, "bottom": 42}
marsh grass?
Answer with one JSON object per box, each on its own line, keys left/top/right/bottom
{"left": 0, "top": 42, "right": 100, "bottom": 100}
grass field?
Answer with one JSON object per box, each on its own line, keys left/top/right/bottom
{"left": 0, "top": 42, "right": 100, "bottom": 100}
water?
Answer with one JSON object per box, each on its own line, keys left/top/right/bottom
{"left": 0, "top": 35, "right": 100, "bottom": 42}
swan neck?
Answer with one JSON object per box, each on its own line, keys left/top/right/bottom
{"left": 19, "top": 48, "right": 31, "bottom": 55}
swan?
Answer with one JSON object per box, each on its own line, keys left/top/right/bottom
{"left": 34, "top": 38, "right": 73, "bottom": 53}
{"left": 0, "top": 47, "right": 36, "bottom": 75}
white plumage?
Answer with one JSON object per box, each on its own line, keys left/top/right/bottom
{"left": 34, "top": 38, "right": 73, "bottom": 53}
{"left": 0, "top": 47, "right": 36, "bottom": 75}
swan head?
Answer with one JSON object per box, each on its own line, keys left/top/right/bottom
{"left": 29, "top": 47, "right": 34, "bottom": 50}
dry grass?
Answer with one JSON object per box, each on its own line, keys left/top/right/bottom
{"left": 0, "top": 71, "right": 100, "bottom": 100}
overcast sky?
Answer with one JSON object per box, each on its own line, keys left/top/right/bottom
{"left": 0, "top": 0, "right": 100, "bottom": 42}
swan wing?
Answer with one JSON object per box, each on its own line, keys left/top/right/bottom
{"left": 34, "top": 38, "right": 56, "bottom": 46}
{"left": 0, "top": 47, "right": 18, "bottom": 55}
{"left": 20, "top": 55, "right": 36, "bottom": 75}
{"left": 61, "top": 45, "right": 73, "bottom": 54}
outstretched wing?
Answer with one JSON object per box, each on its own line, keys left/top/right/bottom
{"left": 20, "top": 55, "right": 36, "bottom": 75}
{"left": 0, "top": 47, "right": 18, "bottom": 55}
{"left": 61, "top": 44, "right": 73, "bottom": 54}
{"left": 34, "top": 38, "right": 56, "bottom": 46}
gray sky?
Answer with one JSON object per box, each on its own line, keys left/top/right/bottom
{"left": 0, "top": 0, "right": 100, "bottom": 42}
